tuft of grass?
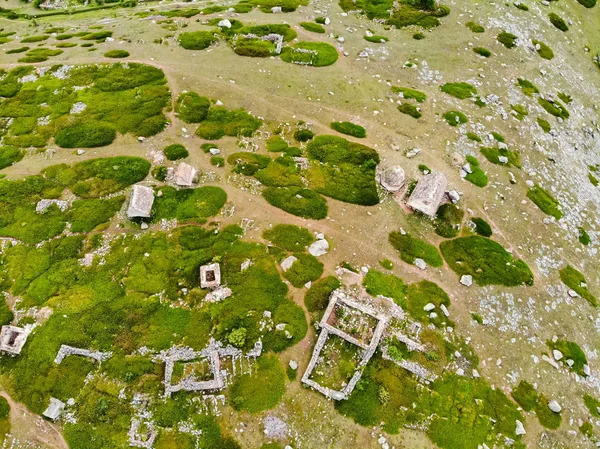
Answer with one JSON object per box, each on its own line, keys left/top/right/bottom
{"left": 21, "top": 35, "right": 49, "bottom": 43}
{"left": 364, "top": 35, "right": 388, "bottom": 43}
{"left": 379, "top": 259, "right": 394, "bottom": 270}
{"left": 473, "top": 47, "right": 491, "bottom": 57}
{"left": 549, "top": 13, "right": 568, "bottom": 31}
{"left": 263, "top": 187, "right": 328, "bottom": 220}
{"left": 440, "top": 82, "right": 477, "bottom": 99}
{"left": 466, "top": 132, "right": 481, "bottom": 142}
{"left": 363, "top": 270, "right": 407, "bottom": 307}
{"left": 175, "top": 92, "right": 210, "bottom": 124}
{"left": 412, "top": 32, "right": 425, "bottom": 40}
{"left": 294, "top": 128, "right": 314, "bottom": 142}
{"left": 472, "top": 217, "right": 492, "bottom": 237}
{"left": 434, "top": 203, "right": 464, "bottom": 238}
{"left": 578, "top": 227, "right": 591, "bottom": 245}
{"left": 511, "top": 380, "right": 538, "bottom": 411}
{"left": 537, "top": 117, "right": 551, "bottom": 133}
{"left": 440, "top": 236, "right": 534, "bottom": 286}
{"left": 538, "top": 98, "right": 569, "bottom": 119}
{"left": 584, "top": 394, "right": 600, "bottom": 417}
{"left": 547, "top": 339, "right": 587, "bottom": 376}
{"left": 210, "top": 156, "right": 225, "bottom": 167}
{"left": 300, "top": 22, "right": 326, "bottom": 33}
{"left": 514, "top": 2, "right": 529, "bottom": 10}
{"left": 263, "top": 224, "right": 314, "bottom": 251}
{"left": 280, "top": 41, "right": 338, "bottom": 67}
{"left": 304, "top": 276, "right": 340, "bottom": 312}
{"left": 391, "top": 86, "right": 427, "bottom": 102}
{"left": 576, "top": 0, "right": 596, "bottom": 7}
{"left": 497, "top": 31, "right": 518, "bottom": 48}
{"left": 517, "top": 78, "right": 539, "bottom": 96}
{"left": 443, "top": 111, "right": 468, "bottom": 126}
{"left": 465, "top": 21, "right": 484, "bottom": 33}
{"left": 398, "top": 103, "right": 422, "bottom": 118}
{"left": 589, "top": 172, "right": 599, "bottom": 187}
{"left": 559, "top": 265, "right": 597, "bottom": 306}
{"left": 480, "top": 146, "right": 521, "bottom": 168}
{"left": 6, "top": 46, "right": 29, "bottom": 54}
{"left": 511, "top": 104, "right": 528, "bottom": 120}
{"left": 330, "top": 121, "right": 366, "bottom": 138}
{"left": 283, "top": 253, "right": 324, "bottom": 287}
{"left": 527, "top": 185, "right": 563, "bottom": 219}
{"left": 532, "top": 39, "right": 554, "bottom": 59}
{"left": 104, "top": 49, "right": 129, "bottom": 58}
{"left": 196, "top": 106, "right": 262, "bottom": 140}
{"left": 388, "top": 231, "right": 443, "bottom": 267}
{"left": 163, "top": 144, "right": 188, "bottom": 161}
{"left": 179, "top": 31, "right": 217, "bottom": 50}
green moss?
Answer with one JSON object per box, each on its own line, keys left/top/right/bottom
{"left": 21, "top": 35, "right": 50, "bottom": 43}
{"left": 527, "top": 185, "right": 562, "bottom": 219}
{"left": 517, "top": 78, "right": 539, "bottom": 96}
{"left": 163, "top": 144, "right": 189, "bottom": 161}
{"left": 231, "top": 354, "right": 286, "bottom": 412}
{"left": 379, "top": 259, "right": 394, "bottom": 270}
{"left": 175, "top": 92, "right": 211, "bottom": 123}
{"left": 397, "top": 103, "right": 422, "bottom": 118}
{"left": 388, "top": 232, "right": 443, "bottom": 267}
{"left": 304, "top": 276, "right": 340, "bottom": 312}
{"left": 584, "top": 393, "right": 600, "bottom": 417}
{"left": 391, "top": 86, "right": 427, "bottom": 102}
{"left": 473, "top": 47, "right": 491, "bottom": 57}
{"left": 559, "top": 265, "right": 597, "bottom": 307}
{"left": 511, "top": 380, "right": 538, "bottom": 411}
{"left": 497, "top": 31, "right": 518, "bottom": 48}
{"left": 532, "top": 39, "right": 553, "bottom": 59}
{"left": 263, "top": 187, "right": 328, "bottom": 220}
{"left": 466, "top": 21, "right": 484, "bottom": 32}
{"left": 364, "top": 34, "right": 389, "bottom": 43}
{"left": 480, "top": 146, "right": 521, "bottom": 168}
{"left": 195, "top": 106, "right": 262, "bottom": 139}
{"left": 443, "top": 110, "right": 468, "bottom": 126}
{"left": 466, "top": 132, "right": 481, "bottom": 142}
{"left": 300, "top": 21, "right": 326, "bottom": 33}
{"left": 6, "top": 47, "right": 29, "bottom": 54}
{"left": 406, "top": 280, "right": 452, "bottom": 327}
{"left": 536, "top": 395, "right": 562, "bottom": 429}
{"left": 330, "top": 121, "right": 366, "bottom": 138}
{"left": 283, "top": 253, "right": 324, "bottom": 287}
{"left": 538, "top": 97, "right": 569, "bottom": 119}
{"left": 263, "top": 224, "right": 314, "bottom": 251}
{"left": 440, "top": 236, "right": 534, "bottom": 286}
{"left": 178, "top": 31, "right": 217, "bottom": 50}
{"left": 280, "top": 42, "right": 338, "bottom": 67}
{"left": 440, "top": 82, "right": 477, "bottom": 99}
{"left": 434, "top": 204, "right": 464, "bottom": 238}
{"left": 548, "top": 13, "right": 568, "bottom": 31}
{"left": 471, "top": 217, "right": 492, "bottom": 237}
{"left": 152, "top": 166, "right": 168, "bottom": 181}
{"left": 578, "top": 227, "right": 591, "bottom": 245}
{"left": 363, "top": 270, "right": 407, "bottom": 307}
{"left": 537, "top": 117, "right": 551, "bottom": 133}
{"left": 511, "top": 104, "right": 528, "bottom": 120}
{"left": 465, "top": 164, "right": 488, "bottom": 188}
{"left": 104, "top": 49, "right": 130, "bottom": 58}
{"left": 547, "top": 339, "right": 587, "bottom": 375}
{"left": 152, "top": 186, "right": 227, "bottom": 222}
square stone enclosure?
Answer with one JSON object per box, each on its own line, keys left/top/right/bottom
{"left": 200, "top": 263, "right": 221, "bottom": 289}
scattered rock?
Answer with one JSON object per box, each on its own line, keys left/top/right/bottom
{"left": 460, "top": 275, "right": 473, "bottom": 287}
{"left": 309, "top": 239, "right": 329, "bottom": 257}
{"left": 552, "top": 349, "right": 563, "bottom": 361}
{"left": 515, "top": 420, "right": 526, "bottom": 435}
{"left": 281, "top": 256, "right": 297, "bottom": 271}
{"left": 414, "top": 258, "right": 427, "bottom": 270}
{"left": 548, "top": 400, "right": 561, "bottom": 413}
{"left": 423, "top": 303, "right": 435, "bottom": 312}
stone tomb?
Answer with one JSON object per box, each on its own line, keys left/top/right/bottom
{"left": 200, "top": 263, "right": 221, "bottom": 289}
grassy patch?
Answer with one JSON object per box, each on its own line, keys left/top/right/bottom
{"left": 398, "top": 103, "right": 422, "bottom": 118}
{"left": 0, "top": 146, "right": 24, "bottom": 170}
{"left": 388, "top": 231, "right": 443, "bottom": 267}
{"left": 473, "top": 47, "right": 491, "bottom": 57}
{"left": 6, "top": 46, "right": 29, "bottom": 54}
{"left": 511, "top": 380, "right": 538, "bottom": 411}
{"left": 538, "top": 97, "right": 569, "bottom": 119}
{"left": 230, "top": 354, "right": 285, "bottom": 413}
{"left": 294, "top": 128, "right": 314, "bottom": 142}
{"left": 527, "top": 185, "right": 563, "bottom": 219}
{"left": 163, "top": 144, "right": 188, "bottom": 161}
{"left": 497, "top": 31, "right": 518, "bottom": 48}
{"left": 304, "top": 276, "right": 340, "bottom": 312}
{"left": 363, "top": 270, "right": 407, "bottom": 306}
{"left": 21, "top": 35, "right": 49, "bottom": 43}
{"left": 379, "top": 259, "right": 393, "bottom": 269}
{"left": 480, "top": 146, "right": 521, "bottom": 168}
{"left": 175, "top": 92, "right": 210, "bottom": 123}
{"left": 472, "top": 217, "right": 492, "bottom": 237}
{"left": 300, "top": 22, "right": 326, "bottom": 33}
{"left": 263, "top": 187, "right": 328, "bottom": 219}
{"left": 195, "top": 106, "right": 262, "bottom": 139}
{"left": 104, "top": 49, "right": 129, "bottom": 58}
{"left": 466, "top": 132, "right": 481, "bottom": 142}
{"left": 440, "top": 82, "right": 477, "bottom": 99}
{"left": 464, "top": 158, "right": 488, "bottom": 187}
{"left": 584, "top": 394, "right": 600, "bottom": 417}
{"left": 406, "top": 280, "right": 452, "bottom": 327}
{"left": 578, "top": 227, "right": 591, "bottom": 245}
{"left": 549, "top": 13, "right": 568, "bottom": 31}
{"left": 547, "top": 339, "right": 587, "bottom": 375}
{"left": 364, "top": 35, "right": 388, "bottom": 43}
{"left": 532, "top": 40, "right": 554, "bottom": 59}
{"left": 466, "top": 21, "right": 484, "bottom": 33}
{"left": 537, "top": 117, "right": 551, "bottom": 133}
{"left": 263, "top": 224, "right": 314, "bottom": 251}
{"left": 152, "top": 186, "right": 227, "bottom": 222}
{"left": 576, "top": 0, "right": 596, "bottom": 7}
{"left": 391, "top": 86, "right": 427, "bottom": 102}
{"left": 559, "top": 265, "right": 597, "bottom": 306}
{"left": 330, "top": 121, "right": 366, "bottom": 138}
{"left": 443, "top": 110, "right": 468, "bottom": 126}
{"left": 69, "top": 197, "right": 124, "bottom": 233}
{"left": 511, "top": 104, "right": 528, "bottom": 120}
{"left": 179, "top": 31, "right": 217, "bottom": 50}
{"left": 440, "top": 236, "right": 534, "bottom": 286}
{"left": 280, "top": 42, "right": 338, "bottom": 67}
{"left": 517, "top": 78, "right": 539, "bottom": 96}
{"left": 283, "top": 253, "right": 323, "bottom": 287}
{"left": 434, "top": 204, "right": 464, "bottom": 238}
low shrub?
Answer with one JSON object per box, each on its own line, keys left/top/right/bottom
{"left": 471, "top": 217, "right": 492, "bottom": 236}
{"left": 300, "top": 22, "right": 326, "bottom": 33}
{"left": 538, "top": 98, "right": 569, "bottom": 119}
{"left": 55, "top": 122, "right": 117, "bottom": 148}
{"left": 263, "top": 187, "right": 328, "bottom": 219}
{"left": 175, "top": 92, "right": 211, "bottom": 123}
{"left": 413, "top": 32, "right": 425, "bottom": 39}
{"left": 330, "top": 121, "right": 366, "bottom": 138}
{"left": 364, "top": 35, "right": 388, "bottom": 43}
{"left": 104, "top": 49, "right": 130, "bottom": 58}
{"left": 280, "top": 42, "right": 338, "bottom": 67}
{"left": 440, "top": 82, "right": 477, "bottom": 99}
{"left": 434, "top": 203, "right": 464, "bottom": 238}
{"left": 263, "top": 224, "right": 314, "bottom": 251}
{"left": 304, "top": 276, "right": 340, "bottom": 312}
{"left": 398, "top": 103, "right": 421, "bottom": 118}
{"left": 473, "top": 47, "right": 491, "bottom": 57}
{"left": 163, "top": 144, "right": 189, "bottom": 161}
{"left": 559, "top": 265, "right": 597, "bottom": 306}
{"left": 537, "top": 117, "right": 551, "bottom": 132}
{"left": 527, "top": 185, "right": 563, "bottom": 219}
{"left": 497, "top": 31, "right": 518, "bottom": 48}
{"left": 179, "top": 31, "right": 217, "bottom": 50}
{"left": 548, "top": 13, "right": 568, "bottom": 31}
{"left": 283, "top": 253, "right": 324, "bottom": 287}
{"left": 465, "top": 21, "right": 484, "bottom": 32}
{"left": 532, "top": 39, "right": 554, "bottom": 59}
{"left": 388, "top": 231, "right": 443, "bottom": 267}
{"left": 443, "top": 111, "right": 468, "bottom": 126}
{"left": 440, "top": 236, "right": 534, "bottom": 286}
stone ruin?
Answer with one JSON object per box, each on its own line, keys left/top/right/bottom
{"left": 380, "top": 330, "right": 437, "bottom": 383}
{"left": 128, "top": 418, "right": 157, "bottom": 448}
{"left": 288, "top": 48, "right": 318, "bottom": 66}
{"left": 54, "top": 345, "right": 112, "bottom": 365}
{"left": 200, "top": 263, "right": 221, "bottom": 289}
{"left": 293, "top": 157, "right": 309, "bottom": 170}
{"left": 301, "top": 289, "right": 389, "bottom": 400}
{"left": 378, "top": 166, "right": 406, "bottom": 193}
{"left": 43, "top": 397, "right": 65, "bottom": 421}
{"left": 36, "top": 199, "right": 69, "bottom": 214}
{"left": 238, "top": 33, "right": 284, "bottom": 55}
{"left": 0, "top": 325, "right": 31, "bottom": 355}
{"left": 406, "top": 171, "right": 447, "bottom": 217}
{"left": 127, "top": 184, "right": 155, "bottom": 219}
{"left": 174, "top": 163, "right": 197, "bottom": 187}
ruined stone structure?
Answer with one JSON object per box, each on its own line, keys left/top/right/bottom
{"left": 200, "top": 263, "right": 221, "bottom": 289}
{"left": 407, "top": 172, "right": 447, "bottom": 216}
{"left": 378, "top": 166, "right": 406, "bottom": 192}
{"left": 43, "top": 398, "right": 65, "bottom": 421}
{"left": 301, "top": 289, "right": 389, "bottom": 400}
{"left": 175, "top": 163, "right": 197, "bottom": 187}
{"left": 128, "top": 418, "right": 158, "bottom": 448}
{"left": 36, "top": 199, "right": 69, "bottom": 214}
{"left": 0, "top": 325, "right": 31, "bottom": 355}
{"left": 127, "top": 185, "right": 155, "bottom": 219}
{"left": 54, "top": 345, "right": 112, "bottom": 365}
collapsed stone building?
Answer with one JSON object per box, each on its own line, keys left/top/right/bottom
{"left": 127, "top": 185, "right": 155, "bottom": 219}
{"left": 407, "top": 171, "right": 447, "bottom": 216}
{"left": 200, "top": 263, "right": 221, "bottom": 289}
{"left": 174, "top": 163, "right": 197, "bottom": 187}
{"left": 43, "top": 397, "right": 65, "bottom": 421}
{"left": 378, "top": 166, "right": 406, "bottom": 193}
{"left": 0, "top": 325, "right": 31, "bottom": 355}
{"left": 54, "top": 344, "right": 112, "bottom": 365}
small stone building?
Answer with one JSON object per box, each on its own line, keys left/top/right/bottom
{"left": 43, "top": 398, "right": 65, "bottom": 421}
{"left": 407, "top": 172, "right": 447, "bottom": 216}
{"left": 378, "top": 166, "right": 406, "bottom": 192}
{"left": 0, "top": 325, "right": 30, "bottom": 355}
{"left": 175, "top": 163, "right": 197, "bottom": 187}
{"left": 200, "top": 263, "right": 221, "bottom": 289}
{"left": 127, "top": 185, "right": 155, "bottom": 219}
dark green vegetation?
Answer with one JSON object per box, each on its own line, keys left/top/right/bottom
{"left": 379, "top": 258, "right": 394, "bottom": 270}
{"left": 517, "top": 78, "right": 539, "bottom": 96}
{"left": 21, "top": 34, "right": 49, "bottom": 43}
{"left": 304, "top": 276, "right": 340, "bottom": 313}
{"left": 18, "top": 48, "right": 63, "bottom": 63}
{"left": 330, "top": 121, "right": 366, "bottom": 138}
{"left": 559, "top": 265, "right": 597, "bottom": 307}
{"left": 195, "top": 106, "right": 262, "bottom": 140}
{"left": 398, "top": 103, "right": 422, "bottom": 118}
{"left": 364, "top": 34, "right": 388, "bottom": 43}
{"left": 434, "top": 204, "right": 464, "bottom": 238}
{"left": 538, "top": 97, "right": 569, "bottom": 119}
{"left": 440, "top": 236, "right": 534, "bottom": 286}
{"left": 210, "top": 156, "right": 225, "bottom": 167}
{"left": 300, "top": 21, "right": 326, "bottom": 33}
{"left": 0, "top": 157, "right": 148, "bottom": 243}
{"left": 511, "top": 381, "right": 562, "bottom": 429}
{"left": 0, "top": 396, "right": 9, "bottom": 442}
{"left": 152, "top": 186, "right": 227, "bottom": 222}
{"left": 466, "top": 21, "right": 484, "bottom": 32}
{"left": 527, "top": 185, "right": 563, "bottom": 219}
{"left": 263, "top": 187, "right": 328, "bottom": 219}
{"left": 464, "top": 156, "right": 488, "bottom": 188}
{"left": 280, "top": 42, "right": 338, "bottom": 67}
{"left": 282, "top": 253, "right": 323, "bottom": 287}
{"left": 473, "top": 47, "right": 491, "bottom": 57}
{"left": 175, "top": 92, "right": 211, "bottom": 123}
{"left": 537, "top": 117, "right": 551, "bottom": 133}
{"left": 440, "top": 82, "right": 477, "bottom": 99}
{"left": 443, "top": 110, "right": 468, "bottom": 126}
{"left": 0, "top": 146, "right": 24, "bottom": 170}
{"left": 549, "top": 13, "right": 569, "bottom": 31}
{"left": 388, "top": 231, "right": 443, "bottom": 267}
{"left": 178, "top": 31, "right": 217, "bottom": 50}
{"left": 547, "top": 339, "right": 587, "bottom": 376}
{"left": 577, "top": 0, "right": 596, "bottom": 7}
{"left": 230, "top": 354, "right": 285, "bottom": 412}
{"left": 532, "top": 40, "right": 554, "bottom": 59}
{"left": 163, "top": 144, "right": 189, "bottom": 161}
{"left": 6, "top": 46, "right": 29, "bottom": 54}
{"left": 480, "top": 147, "right": 521, "bottom": 168}
{"left": 471, "top": 217, "right": 492, "bottom": 237}
{"left": 263, "top": 224, "right": 314, "bottom": 251}
{"left": 578, "top": 227, "right": 591, "bottom": 245}
{"left": 340, "top": 0, "right": 450, "bottom": 29}
{"left": 584, "top": 393, "right": 600, "bottom": 417}
{"left": 406, "top": 280, "right": 453, "bottom": 328}
{"left": 497, "top": 31, "right": 518, "bottom": 48}
{"left": 0, "top": 63, "right": 170, "bottom": 148}
{"left": 466, "top": 132, "right": 482, "bottom": 142}
{"left": 392, "top": 86, "right": 427, "bottom": 102}
{"left": 104, "top": 49, "right": 129, "bottom": 58}
{"left": 363, "top": 270, "right": 407, "bottom": 306}
{"left": 511, "top": 104, "right": 528, "bottom": 120}
{"left": 294, "top": 128, "right": 314, "bottom": 142}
